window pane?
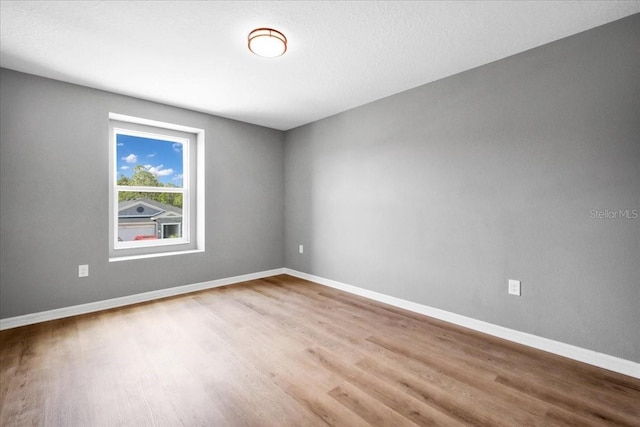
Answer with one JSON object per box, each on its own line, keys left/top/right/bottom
{"left": 117, "top": 193, "right": 183, "bottom": 242}
{"left": 116, "top": 133, "right": 184, "bottom": 188}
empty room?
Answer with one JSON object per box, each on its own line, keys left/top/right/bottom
{"left": 1, "top": 1, "right": 639, "bottom": 426}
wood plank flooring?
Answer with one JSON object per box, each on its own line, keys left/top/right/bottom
{"left": 1, "top": 274, "right": 638, "bottom": 426}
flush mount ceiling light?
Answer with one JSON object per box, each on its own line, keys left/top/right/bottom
{"left": 248, "top": 28, "right": 287, "bottom": 58}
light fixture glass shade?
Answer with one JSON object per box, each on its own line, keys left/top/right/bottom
{"left": 248, "top": 28, "right": 287, "bottom": 57}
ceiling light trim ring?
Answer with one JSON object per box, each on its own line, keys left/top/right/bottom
{"left": 248, "top": 27, "right": 287, "bottom": 58}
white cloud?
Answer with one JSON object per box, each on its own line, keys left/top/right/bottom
{"left": 145, "top": 164, "right": 174, "bottom": 177}
{"left": 172, "top": 143, "right": 182, "bottom": 153}
{"left": 122, "top": 153, "right": 137, "bottom": 163}
{"left": 117, "top": 143, "right": 124, "bottom": 147}
{"left": 173, "top": 173, "right": 183, "bottom": 181}
{"left": 120, "top": 166, "right": 129, "bottom": 170}
{"left": 147, "top": 152, "right": 156, "bottom": 158}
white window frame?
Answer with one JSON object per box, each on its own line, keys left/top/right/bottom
{"left": 109, "top": 113, "right": 205, "bottom": 261}
{"left": 114, "top": 127, "right": 190, "bottom": 249}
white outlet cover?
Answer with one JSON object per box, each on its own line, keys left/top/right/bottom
{"left": 79, "top": 264, "right": 89, "bottom": 278}
{"left": 299, "top": 245, "right": 304, "bottom": 254}
{"left": 508, "top": 279, "right": 521, "bottom": 296}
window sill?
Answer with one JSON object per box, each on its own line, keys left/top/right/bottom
{"left": 109, "top": 248, "right": 204, "bottom": 262}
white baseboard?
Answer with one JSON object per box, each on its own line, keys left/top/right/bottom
{"left": 283, "top": 268, "right": 640, "bottom": 379}
{"left": 0, "top": 268, "right": 285, "bottom": 331}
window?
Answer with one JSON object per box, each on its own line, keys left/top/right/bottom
{"left": 109, "top": 113, "right": 204, "bottom": 261}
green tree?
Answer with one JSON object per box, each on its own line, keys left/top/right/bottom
{"left": 129, "top": 165, "right": 161, "bottom": 186}
{"left": 117, "top": 166, "right": 182, "bottom": 208}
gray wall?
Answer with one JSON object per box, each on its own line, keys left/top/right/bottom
{"left": 0, "top": 68, "right": 285, "bottom": 318}
{"left": 284, "top": 15, "right": 640, "bottom": 362}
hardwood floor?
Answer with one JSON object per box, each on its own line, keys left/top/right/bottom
{"left": 1, "top": 274, "right": 638, "bottom": 426}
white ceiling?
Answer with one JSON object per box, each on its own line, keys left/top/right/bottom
{"left": 2, "top": 1, "right": 639, "bottom": 131}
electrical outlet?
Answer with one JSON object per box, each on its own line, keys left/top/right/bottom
{"left": 299, "top": 244, "right": 304, "bottom": 254}
{"left": 508, "top": 279, "right": 521, "bottom": 296}
{"left": 78, "top": 264, "right": 89, "bottom": 278}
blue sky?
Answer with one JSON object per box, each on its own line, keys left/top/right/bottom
{"left": 116, "top": 134, "right": 183, "bottom": 187}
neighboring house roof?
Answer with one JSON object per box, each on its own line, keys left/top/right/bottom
{"left": 118, "top": 198, "right": 182, "bottom": 220}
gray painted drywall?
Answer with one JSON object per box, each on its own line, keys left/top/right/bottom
{"left": 0, "top": 68, "right": 285, "bottom": 318}
{"left": 284, "top": 15, "right": 640, "bottom": 362}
